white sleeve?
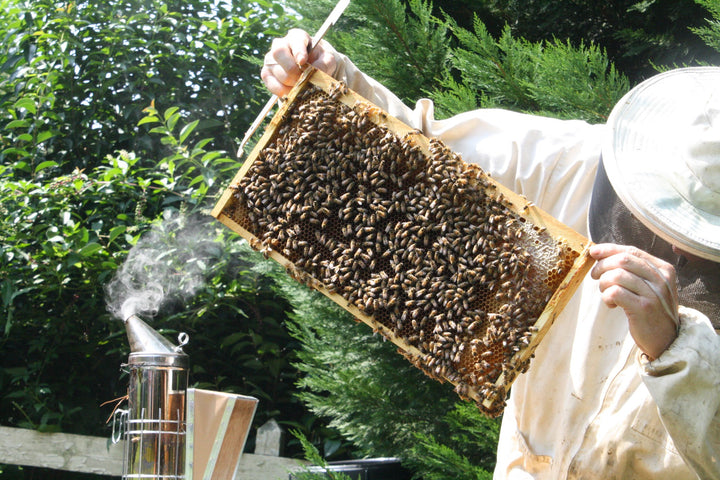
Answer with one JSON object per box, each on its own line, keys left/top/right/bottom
{"left": 330, "top": 49, "right": 604, "bottom": 234}
{"left": 640, "top": 307, "right": 720, "bottom": 479}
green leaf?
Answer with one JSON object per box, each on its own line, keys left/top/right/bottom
{"left": 6, "top": 119, "right": 29, "bottom": 129}
{"left": 194, "top": 138, "right": 214, "bottom": 151}
{"left": 187, "top": 174, "right": 205, "bottom": 187}
{"left": 138, "top": 115, "right": 160, "bottom": 126}
{"left": 4, "top": 149, "right": 30, "bottom": 159}
{"left": 220, "top": 332, "right": 246, "bottom": 348}
{"left": 149, "top": 126, "right": 170, "bottom": 135}
{"left": 164, "top": 106, "right": 180, "bottom": 121}
{"left": 2, "top": 367, "right": 29, "bottom": 378}
{"left": 1, "top": 281, "right": 35, "bottom": 307}
{"left": 179, "top": 119, "right": 199, "bottom": 143}
{"left": 197, "top": 119, "right": 224, "bottom": 130}
{"left": 34, "top": 160, "right": 58, "bottom": 173}
{"left": 200, "top": 151, "right": 223, "bottom": 163}
{"left": 14, "top": 97, "right": 36, "bottom": 114}
{"left": 77, "top": 242, "right": 102, "bottom": 257}
{"left": 36, "top": 131, "right": 55, "bottom": 143}
{"left": 108, "top": 225, "right": 126, "bottom": 245}
{"left": 37, "top": 424, "right": 61, "bottom": 433}
{"left": 166, "top": 112, "right": 181, "bottom": 132}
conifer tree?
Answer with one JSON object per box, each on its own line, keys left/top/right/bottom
{"left": 430, "top": 17, "right": 629, "bottom": 122}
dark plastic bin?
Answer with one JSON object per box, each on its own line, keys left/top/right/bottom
{"left": 289, "top": 457, "right": 412, "bottom": 480}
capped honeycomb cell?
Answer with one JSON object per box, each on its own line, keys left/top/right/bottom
{"left": 212, "top": 68, "right": 594, "bottom": 417}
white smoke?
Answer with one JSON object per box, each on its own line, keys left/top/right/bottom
{"left": 105, "top": 211, "right": 223, "bottom": 321}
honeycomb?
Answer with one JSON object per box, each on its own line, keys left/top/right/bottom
{"left": 213, "top": 68, "right": 594, "bottom": 417}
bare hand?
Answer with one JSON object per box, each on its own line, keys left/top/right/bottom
{"left": 261, "top": 29, "right": 337, "bottom": 97}
{"left": 590, "top": 243, "right": 679, "bottom": 360}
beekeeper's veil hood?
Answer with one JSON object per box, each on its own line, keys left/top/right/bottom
{"left": 588, "top": 67, "right": 720, "bottom": 327}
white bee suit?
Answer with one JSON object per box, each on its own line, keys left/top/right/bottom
{"left": 323, "top": 49, "right": 720, "bottom": 480}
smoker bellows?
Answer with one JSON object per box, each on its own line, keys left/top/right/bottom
{"left": 211, "top": 67, "right": 594, "bottom": 417}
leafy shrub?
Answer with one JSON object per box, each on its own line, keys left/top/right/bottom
{"left": 0, "top": 0, "right": 310, "bottom": 459}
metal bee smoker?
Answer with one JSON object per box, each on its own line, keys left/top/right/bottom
{"left": 112, "top": 314, "right": 189, "bottom": 479}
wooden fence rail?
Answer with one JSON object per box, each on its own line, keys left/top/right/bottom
{"left": 0, "top": 422, "right": 302, "bottom": 479}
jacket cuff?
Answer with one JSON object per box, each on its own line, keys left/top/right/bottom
{"left": 638, "top": 306, "right": 718, "bottom": 376}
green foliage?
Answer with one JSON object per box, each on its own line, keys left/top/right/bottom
{"left": 289, "top": 0, "right": 630, "bottom": 121}
{"left": 431, "top": 19, "right": 630, "bottom": 122}
{"left": 0, "top": 0, "right": 310, "bottom": 471}
{"left": 290, "top": 429, "right": 354, "bottom": 480}
{"left": 691, "top": 0, "right": 720, "bottom": 54}
{"left": 0, "top": 0, "right": 290, "bottom": 177}
{"left": 0, "top": 98, "right": 312, "bottom": 446}
{"left": 470, "top": 0, "right": 720, "bottom": 81}
{"left": 404, "top": 402, "right": 500, "bottom": 480}
{"left": 339, "top": 0, "right": 451, "bottom": 105}
{"left": 0, "top": 150, "right": 163, "bottom": 433}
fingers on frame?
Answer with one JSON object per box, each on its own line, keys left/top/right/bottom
{"left": 269, "top": 38, "right": 302, "bottom": 72}
{"left": 307, "top": 40, "right": 337, "bottom": 74}
{"left": 286, "top": 28, "right": 312, "bottom": 64}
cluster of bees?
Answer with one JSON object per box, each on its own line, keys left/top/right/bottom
{"left": 223, "top": 81, "right": 578, "bottom": 416}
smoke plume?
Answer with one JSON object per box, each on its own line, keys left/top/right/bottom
{"left": 105, "top": 212, "right": 223, "bottom": 321}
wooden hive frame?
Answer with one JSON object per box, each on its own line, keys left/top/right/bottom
{"left": 212, "top": 67, "right": 594, "bottom": 416}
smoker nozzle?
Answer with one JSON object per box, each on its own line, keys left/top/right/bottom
{"left": 124, "top": 314, "right": 187, "bottom": 355}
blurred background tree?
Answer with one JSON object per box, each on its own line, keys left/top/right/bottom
{"left": 1, "top": 0, "right": 719, "bottom": 478}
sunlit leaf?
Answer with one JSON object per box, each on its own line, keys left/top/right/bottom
{"left": 77, "top": 242, "right": 102, "bottom": 257}
{"left": 108, "top": 225, "right": 126, "bottom": 245}
{"left": 34, "top": 160, "right": 58, "bottom": 173}
{"left": 6, "top": 119, "right": 29, "bottom": 129}
{"left": 138, "top": 115, "right": 160, "bottom": 126}
{"left": 179, "top": 119, "right": 199, "bottom": 143}
{"left": 14, "top": 97, "right": 36, "bottom": 114}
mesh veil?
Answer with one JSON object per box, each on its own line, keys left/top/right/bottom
{"left": 588, "top": 159, "right": 720, "bottom": 329}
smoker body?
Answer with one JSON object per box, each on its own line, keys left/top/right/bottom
{"left": 123, "top": 351, "right": 188, "bottom": 479}
{"left": 115, "top": 314, "right": 189, "bottom": 480}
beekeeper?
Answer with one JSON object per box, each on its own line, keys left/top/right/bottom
{"left": 261, "top": 29, "right": 720, "bottom": 479}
